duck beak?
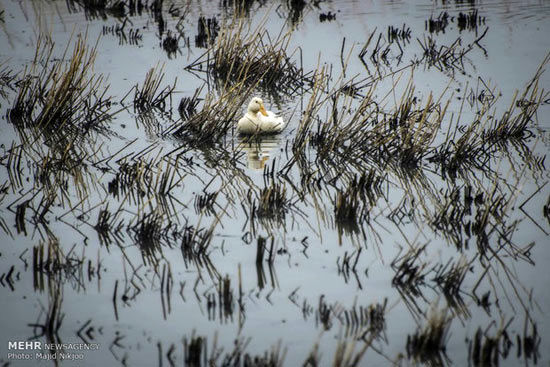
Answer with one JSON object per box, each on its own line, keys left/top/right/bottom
{"left": 259, "top": 103, "right": 268, "bottom": 116}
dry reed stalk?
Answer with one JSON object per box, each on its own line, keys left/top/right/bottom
{"left": 168, "top": 80, "right": 252, "bottom": 143}
{"left": 133, "top": 63, "right": 176, "bottom": 112}
{"left": 406, "top": 302, "right": 452, "bottom": 364}
{"left": 11, "top": 33, "right": 113, "bottom": 134}
{"left": 186, "top": 11, "right": 311, "bottom": 97}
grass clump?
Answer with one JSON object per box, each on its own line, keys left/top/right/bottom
{"left": 256, "top": 183, "right": 288, "bottom": 222}
{"left": 406, "top": 303, "right": 452, "bottom": 365}
{"left": 4, "top": 34, "right": 120, "bottom": 206}
{"left": 334, "top": 176, "right": 373, "bottom": 234}
{"left": 195, "top": 16, "right": 220, "bottom": 48}
{"left": 186, "top": 14, "right": 312, "bottom": 97}
{"left": 182, "top": 333, "right": 286, "bottom": 367}
{"left": 243, "top": 180, "right": 295, "bottom": 233}
{"left": 66, "top": 0, "right": 140, "bottom": 19}
{"left": 391, "top": 244, "right": 430, "bottom": 295}
{"left": 0, "top": 62, "right": 17, "bottom": 101}
{"left": 291, "top": 68, "right": 448, "bottom": 172}
{"left": 9, "top": 34, "right": 113, "bottom": 135}
{"left": 168, "top": 82, "right": 251, "bottom": 144}
{"left": 484, "top": 53, "right": 549, "bottom": 144}
{"left": 132, "top": 64, "right": 176, "bottom": 112}
{"left": 467, "top": 319, "right": 538, "bottom": 367}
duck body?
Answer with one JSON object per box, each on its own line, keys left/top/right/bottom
{"left": 237, "top": 97, "right": 285, "bottom": 135}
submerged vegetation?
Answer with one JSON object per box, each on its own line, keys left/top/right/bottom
{"left": 0, "top": 0, "right": 549, "bottom": 366}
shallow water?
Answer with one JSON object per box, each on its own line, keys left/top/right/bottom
{"left": 0, "top": 0, "right": 549, "bottom": 366}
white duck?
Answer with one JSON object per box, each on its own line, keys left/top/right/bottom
{"left": 237, "top": 97, "right": 285, "bottom": 134}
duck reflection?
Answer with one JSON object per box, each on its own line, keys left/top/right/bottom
{"left": 238, "top": 135, "right": 281, "bottom": 170}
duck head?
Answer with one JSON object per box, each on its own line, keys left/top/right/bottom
{"left": 248, "top": 97, "right": 268, "bottom": 116}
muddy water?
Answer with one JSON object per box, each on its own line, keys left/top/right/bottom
{"left": 0, "top": 0, "right": 549, "bottom": 366}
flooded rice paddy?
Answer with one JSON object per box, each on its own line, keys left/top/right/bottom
{"left": 0, "top": 0, "right": 549, "bottom": 365}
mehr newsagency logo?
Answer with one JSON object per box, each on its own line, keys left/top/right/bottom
{"left": 7, "top": 340, "right": 100, "bottom": 361}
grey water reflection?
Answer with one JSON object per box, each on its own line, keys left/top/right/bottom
{"left": 0, "top": 0, "right": 549, "bottom": 366}
{"left": 238, "top": 135, "right": 281, "bottom": 170}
